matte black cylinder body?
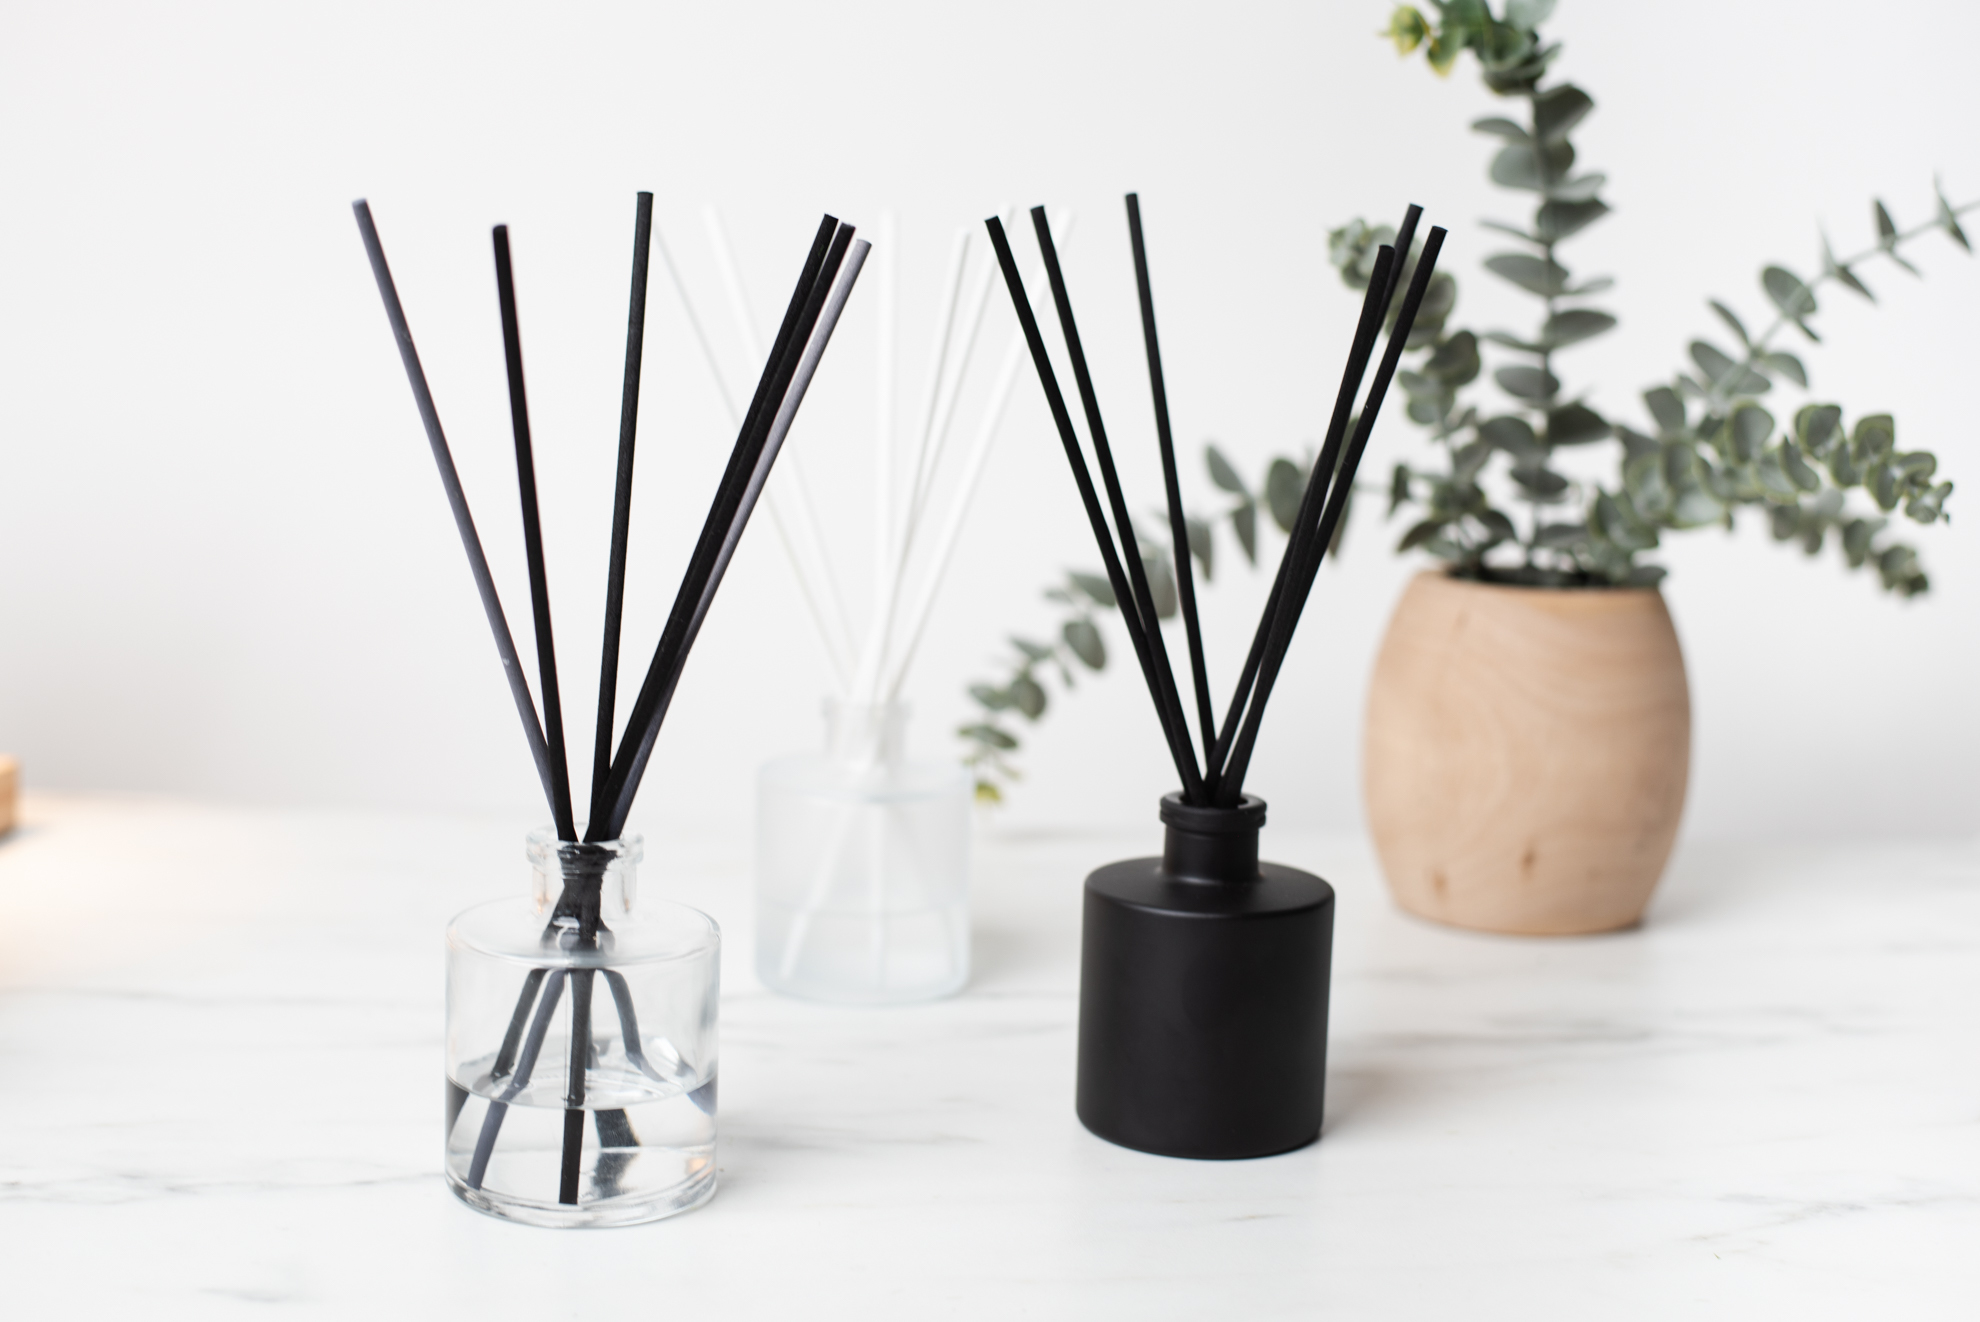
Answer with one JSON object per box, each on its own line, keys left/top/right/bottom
{"left": 1075, "top": 794, "right": 1334, "bottom": 1159}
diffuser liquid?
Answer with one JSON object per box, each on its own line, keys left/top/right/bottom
{"left": 446, "top": 1056, "right": 716, "bottom": 1228}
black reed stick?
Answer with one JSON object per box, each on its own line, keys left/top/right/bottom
{"left": 466, "top": 967, "right": 566, "bottom": 1190}
{"left": 352, "top": 201, "right": 561, "bottom": 820}
{"left": 1215, "top": 227, "right": 1447, "bottom": 804}
{"left": 590, "top": 221, "right": 864, "bottom": 841}
{"left": 1126, "top": 193, "right": 1217, "bottom": 761}
{"left": 560, "top": 968, "right": 595, "bottom": 1204}
{"left": 1028, "top": 207, "right": 1206, "bottom": 803}
{"left": 987, "top": 215, "right": 1208, "bottom": 801}
{"left": 1206, "top": 204, "right": 1422, "bottom": 788}
{"left": 591, "top": 192, "right": 655, "bottom": 828}
{"left": 493, "top": 226, "right": 578, "bottom": 843}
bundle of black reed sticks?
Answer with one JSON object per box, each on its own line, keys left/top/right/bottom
{"left": 987, "top": 197, "right": 1444, "bottom": 809}
{"left": 354, "top": 196, "right": 866, "bottom": 1206}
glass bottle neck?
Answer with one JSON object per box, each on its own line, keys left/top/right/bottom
{"left": 528, "top": 829, "right": 642, "bottom": 941}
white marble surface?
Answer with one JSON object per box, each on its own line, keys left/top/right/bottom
{"left": 0, "top": 793, "right": 1974, "bottom": 1318}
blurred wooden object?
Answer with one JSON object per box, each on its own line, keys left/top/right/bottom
{"left": 0, "top": 755, "right": 16, "bottom": 835}
{"left": 1364, "top": 572, "right": 1690, "bottom": 935}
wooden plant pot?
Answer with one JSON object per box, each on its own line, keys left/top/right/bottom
{"left": 1363, "top": 571, "right": 1690, "bottom": 935}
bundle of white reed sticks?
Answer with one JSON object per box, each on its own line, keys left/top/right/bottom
{"left": 654, "top": 207, "right": 1072, "bottom": 713}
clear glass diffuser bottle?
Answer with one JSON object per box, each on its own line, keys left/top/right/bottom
{"left": 446, "top": 830, "right": 719, "bottom": 1227}
{"left": 756, "top": 699, "right": 971, "bottom": 1003}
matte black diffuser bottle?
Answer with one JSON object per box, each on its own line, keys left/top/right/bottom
{"left": 1076, "top": 794, "right": 1334, "bottom": 1159}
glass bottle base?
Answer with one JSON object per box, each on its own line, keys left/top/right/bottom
{"left": 447, "top": 1165, "right": 715, "bottom": 1227}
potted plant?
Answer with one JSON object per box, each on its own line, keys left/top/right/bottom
{"left": 1358, "top": 0, "right": 1963, "bottom": 932}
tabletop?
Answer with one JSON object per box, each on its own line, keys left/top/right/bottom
{"left": 0, "top": 793, "right": 1974, "bottom": 1319}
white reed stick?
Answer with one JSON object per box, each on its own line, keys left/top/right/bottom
{"left": 873, "top": 210, "right": 898, "bottom": 655}
{"left": 882, "top": 211, "right": 1073, "bottom": 701}
{"left": 909, "top": 220, "right": 1002, "bottom": 522}
{"left": 700, "top": 208, "right": 860, "bottom": 682}
{"left": 851, "top": 227, "right": 971, "bottom": 703}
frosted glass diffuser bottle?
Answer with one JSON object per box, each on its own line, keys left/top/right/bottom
{"left": 756, "top": 700, "right": 970, "bottom": 1003}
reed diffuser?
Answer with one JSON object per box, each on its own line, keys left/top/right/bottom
{"left": 355, "top": 196, "right": 866, "bottom": 1225}
{"left": 988, "top": 196, "right": 1445, "bottom": 1159}
{"left": 654, "top": 210, "right": 1064, "bottom": 1003}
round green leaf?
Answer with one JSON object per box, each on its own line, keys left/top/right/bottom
{"left": 1495, "top": 364, "right": 1559, "bottom": 400}
{"left": 1062, "top": 617, "right": 1105, "bottom": 669}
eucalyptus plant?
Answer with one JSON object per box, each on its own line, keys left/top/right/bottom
{"left": 960, "top": 0, "right": 1967, "bottom": 802}
{"left": 1375, "top": 0, "right": 1964, "bottom": 593}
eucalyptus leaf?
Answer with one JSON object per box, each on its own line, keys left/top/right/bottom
{"left": 1472, "top": 116, "right": 1531, "bottom": 142}
{"left": 1758, "top": 351, "right": 1807, "bottom": 387}
{"left": 1205, "top": 444, "right": 1246, "bottom": 494}
{"left": 1644, "top": 386, "right": 1686, "bottom": 435}
{"left": 1505, "top": 0, "right": 1558, "bottom": 28}
{"left": 1689, "top": 340, "right": 1769, "bottom": 394}
{"left": 1780, "top": 439, "right": 1822, "bottom": 492}
{"left": 1842, "top": 518, "right": 1876, "bottom": 567}
{"left": 1936, "top": 177, "right": 1973, "bottom": 252}
{"left": 1388, "top": 462, "right": 1412, "bottom": 516}
{"left": 1478, "top": 508, "right": 1519, "bottom": 542}
{"left": 1852, "top": 414, "right": 1895, "bottom": 461}
{"left": 1726, "top": 404, "right": 1774, "bottom": 463}
{"left": 1397, "top": 518, "right": 1446, "bottom": 551}
{"left": 1546, "top": 174, "right": 1607, "bottom": 203}
{"left": 1069, "top": 571, "right": 1116, "bottom": 608}
{"left": 1535, "top": 198, "right": 1609, "bottom": 240}
{"left": 1184, "top": 515, "right": 1214, "bottom": 582}
{"left": 1869, "top": 462, "right": 1899, "bottom": 511}
{"left": 1489, "top": 144, "right": 1549, "bottom": 192}
{"left": 1482, "top": 330, "right": 1547, "bottom": 354}
{"left": 1708, "top": 300, "right": 1750, "bottom": 347}
{"left": 1795, "top": 404, "right": 1843, "bottom": 456}
{"left": 1484, "top": 252, "right": 1570, "bottom": 296}
{"left": 1535, "top": 521, "right": 1587, "bottom": 548}
{"left": 1141, "top": 550, "right": 1179, "bottom": 618}
{"left": 969, "top": 683, "right": 1012, "bottom": 712}
{"left": 958, "top": 722, "right": 1018, "bottom": 751}
{"left": 1232, "top": 501, "right": 1257, "bottom": 564}
{"left": 1424, "top": 330, "right": 1481, "bottom": 383}
{"left": 1542, "top": 308, "right": 1617, "bottom": 346}
{"left": 1823, "top": 231, "right": 1876, "bottom": 302}
{"left": 1546, "top": 402, "right": 1610, "bottom": 445}
{"left": 1762, "top": 265, "right": 1819, "bottom": 338}
{"left": 1874, "top": 200, "right": 1897, "bottom": 244}
{"left": 1454, "top": 437, "right": 1494, "bottom": 481}
{"left": 1534, "top": 84, "right": 1594, "bottom": 142}
{"left": 1511, "top": 465, "right": 1570, "bottom": 498}
{"left": 1010, "top": 637, "right": 1053, "bottom": 663}
{"left": 1671, "top": 485, "right": 1725, "bottom": 528}
{"left": 1895, "top": 451, "right": 1937, "bottom": 483}
{"left": 1479, "top": 414, "right": 1543, "bottom": 457}
{"left": 1062, "top": 617, "right": 1105, "bottom": 669}
{"left": 1264, "top": 458, "right": 1305, "bottom": 533}
{"left": 1496, "top": 364, "right": 1560, "bottom": 400}
{"left": 1008, "top": 674, "right": 1047, "bottom": 720}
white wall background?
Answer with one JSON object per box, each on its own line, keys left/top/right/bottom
{"left": 1, "top": 0, "right": 1974, "bottom": 843}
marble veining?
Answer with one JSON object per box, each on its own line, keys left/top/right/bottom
{"left": 0, "top": 794, "right": 1973, "bottom": 1318}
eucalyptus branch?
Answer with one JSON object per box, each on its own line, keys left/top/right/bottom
{"left": 1697, "top": 197, "right": 1980, "bottom": 410}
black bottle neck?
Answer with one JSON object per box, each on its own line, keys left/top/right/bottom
{"left": 1159, "top": 792, "right": 1267, "bottom": 884}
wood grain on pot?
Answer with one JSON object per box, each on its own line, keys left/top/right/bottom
{"left": 1363, "top": 572, "right": 1690, "bottom": 935}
